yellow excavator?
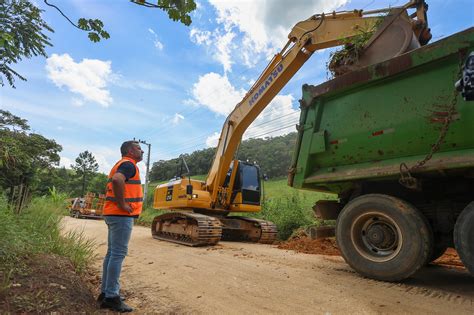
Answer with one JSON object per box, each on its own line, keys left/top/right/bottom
{"left": 151, "top": 1, "right": 431, "bottom": 246}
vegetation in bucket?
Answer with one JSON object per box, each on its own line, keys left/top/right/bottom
{"left": 327, "top": 18, "right": 384, "bottom": 77}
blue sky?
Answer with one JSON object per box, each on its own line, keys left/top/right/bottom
{"left": 2, "top": 0, "right": 473, "bottom": 175}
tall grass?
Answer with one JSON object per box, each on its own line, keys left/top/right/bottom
{"left": 255, "top": 192, "right": 319, "bottom": 240}
{"left": 136, "top": 207, "right": 166, "bottom": 226}
{"left": 0, "top": 195, "right": 96, "bottom": 292}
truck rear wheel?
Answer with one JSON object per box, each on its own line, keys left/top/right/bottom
{"left": 336, "top": 194, "right": 432, "bottom": 281}
{"left": 454, "top": 202, "right": 474, "bottom": 276}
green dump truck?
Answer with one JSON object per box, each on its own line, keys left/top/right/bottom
{"left": 289, "top": 28, "right": 474, "bottom": 281}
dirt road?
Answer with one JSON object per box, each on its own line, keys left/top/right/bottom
{"left": 63, "top": 217, "right": 474, "bottom": 314}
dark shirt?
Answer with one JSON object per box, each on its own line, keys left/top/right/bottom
{"left": 116, "top": 161, "right": 136, "bottom": 181}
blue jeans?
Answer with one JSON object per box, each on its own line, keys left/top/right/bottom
{"left": 101, "top": 216, "right": 134, "bottom": 298}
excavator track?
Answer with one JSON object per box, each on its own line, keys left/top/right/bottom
{"left": 221, "top": 216, "right": 278, "bottom": 244}
{"left": 256, "top": 219, "right": 279, "bottom": 244}
{"left": 151, "top": 212, "right": 222, "bottom": 247}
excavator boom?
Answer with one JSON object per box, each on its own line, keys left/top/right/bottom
{"left": 152, "top": 1, "right": 430, "bottom": 246}
{"left": 205, "top": 1, "right": 430, "bottom": 207}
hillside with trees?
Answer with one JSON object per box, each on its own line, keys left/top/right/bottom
{"left": 150, "top": 132, "right": 298, "bottom": 181}
{"left": 0, "top": 110, "right": 107, "bottom": 199}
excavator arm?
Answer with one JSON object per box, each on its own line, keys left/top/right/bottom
{"left": 151, "top": 0, "right": 430, "bottom": 247}
{"left": 205, "top": 1, "right": 430, "bottom": 208}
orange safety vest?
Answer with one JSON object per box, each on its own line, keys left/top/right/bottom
{"left": 103, "top": 157, "right": 143, "bottom": 216}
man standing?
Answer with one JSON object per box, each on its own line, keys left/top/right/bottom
{"left": 98, "top": 141, "right": 144, "bottom": 312}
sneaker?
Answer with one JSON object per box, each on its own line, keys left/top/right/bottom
{"left": 100, "top": 296, "right": 133, "bottom": 312}
{"left": 97, "top": 292, "right": 125, "bottom": 303}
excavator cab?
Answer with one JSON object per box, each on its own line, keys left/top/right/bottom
{"left": 231, "top": 161, "right": 262, "bottom": 206}
{"left": 223, "top": 160, "right": 262, "bottom": 206}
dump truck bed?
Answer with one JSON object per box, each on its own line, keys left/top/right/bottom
{"left": 290, "top": 28, "right": 474, "bottom": 195}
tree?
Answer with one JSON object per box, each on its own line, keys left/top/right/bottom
{"left": 1, "top": 0, "right": 197, "bottom": 88}
{"left": 34, "top": 166, "right": 69, "bottom": 196}
{"left": 87, "top": 173, "right": 108, "bottom": 195}
{"left": 71, "top": 151, "right": 98, "bottom": 197}
{"left": 0, "top": 0, "right": 53, "bottom": 87}
{"left": 132, "top": 0, "right": 197, "bottom": 26}
{"left": 149, "top": 133, "right": 298, "bottom": 182}
{"left": 0, "top": 110, "right": 62, "bottom": 199}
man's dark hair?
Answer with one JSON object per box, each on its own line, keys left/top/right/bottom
{"left": 121, "top": 140, "right": 138, "bottom": 156}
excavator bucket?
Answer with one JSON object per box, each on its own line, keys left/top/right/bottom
{"left": 330, "top": 8, "right": 430, "bottom": 76}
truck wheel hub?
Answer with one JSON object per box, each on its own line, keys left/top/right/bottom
{"left": 366, "top": 223, "right": 396, "bottom": 250}
{"left": 351, "top": 211, "right": 403, "bottom": 262}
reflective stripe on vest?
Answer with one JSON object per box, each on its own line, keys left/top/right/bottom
{"left": 107, "top": 178, "right": 142, "bottom": 184}
{"left": 105, "top": 197, "right": 144, "bottom": 203}
{"left": 103, "top": 157, "right": 143, "bottom": 216}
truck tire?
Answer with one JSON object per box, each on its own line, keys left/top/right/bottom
{"left": 336, "top": 194, "right": 432, "bottom": 282}
{"left": 425, "top": 230, "right": 450, "bottom": 264}
{"left": 454, "top": 202, "right": 474, "bottom": 276}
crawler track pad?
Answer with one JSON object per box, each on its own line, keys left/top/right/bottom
{"left": 151, "top": 212, "right": 222, "bottom": 246}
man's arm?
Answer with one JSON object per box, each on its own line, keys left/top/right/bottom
{"left": 111, "top": 172, "right": 132, "bottom": 213}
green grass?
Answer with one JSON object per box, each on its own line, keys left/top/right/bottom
{"left": 0, "top": 195, "right": 96, "bottom": 293}
{"left": 140, "top": 176, "right": 337, "bottom": 240}
{"left": 136, "top": 208, "right": 166, "bottom": 226}
{"left": 256, "top": 177, "right": 337, "bottom": 239}
{"left": 261, "top": 177, "right": 336, "bottom": 210}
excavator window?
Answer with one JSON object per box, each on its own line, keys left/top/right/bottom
{"left": 231, "top": 162, "right": 261, "bottom": 205}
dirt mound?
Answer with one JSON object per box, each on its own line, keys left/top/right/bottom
{"left": 278, "top": 236, "right": 464, "bottom": 269}
{"left": 433, "top": 248, "right": 465, "bottom": 268}
{"left": 0, "top": 253, "right": 99, "bottom": 313}
{"left": 278, "top": 236, "right": 340, "bottom": 256}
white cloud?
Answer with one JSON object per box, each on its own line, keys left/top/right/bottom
{"left": 204, "top": 95, "right": 298, "bottom": 147}
{"left": 172, "top": 113, "right": 184, "bottom": 125}
{"left": 154, "top": 40, "right": 164, "bottom": 50}
{"left": 59, "top": 156, "right": 73, "bottom": 169}
{"left": 214, "top": 30, "right": 236, "bottom": 73}
{"left": 148, "top": 27, "right": 164, "bottom": 51}
{"left": 190, "top": 72, "right": 299, "bottom": 144}
{"left": 244, "top": 94, "right": 299, "bottom": 139}
{"left": 191, "top": 28, "right": 235, "bottom": 73}
{"left": 192, "top": 0, "right": 350, "bottom": 72}
{"left": 205, "top": 132, "right": 220, "bottom": 147}
{"left": 92, "top": 149, "right": 115, "bottom": 174}
{"left": 188, "top": 72, "right": 246, "bottom": 116}
{"left": 46, "top": 53, "right": 113, "bottom": 107}
{"left": 71, "top": 97, "right": 84, "bottom": 107}
{"left": 190, "top": 28, "right": 212, "bottom": 45}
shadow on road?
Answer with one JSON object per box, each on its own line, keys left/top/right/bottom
{"left": 406, "top": 265, "right": 474, "bottom": 298}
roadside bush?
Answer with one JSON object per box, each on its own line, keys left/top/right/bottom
{"left": 136, "top": 207, "right": 166, "bottom": 227}
{"left": 258, "top": 193, "right": 317, "bottom": 240}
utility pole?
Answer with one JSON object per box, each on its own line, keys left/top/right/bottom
{"left": 137, "top": 139, "right": 151, "bottom": 208}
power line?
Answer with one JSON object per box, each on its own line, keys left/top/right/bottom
{"left": 249, "top": 111, "right": 299, "bottom": 129}
{"left": 141, "top": 105, "right": 206, "bottom": 139}
{"left": 141, "top": 56, "right": 273, "bottom": 139}
{"left": 362, "top": 0, "right": 375, "bottom": 10}
{"left": 247, "top": 123, "right": 297, "bottom": 139}
{"left": 245, "top": 120, "right": 299, "bottom": 139}
{"left": 135, "top": 139, "right": 151, "bottom": 207}
{"left": 152, "top": 110, "right": 300, "bottom": 156}
{"left": 154, "top": 113, "right": 300, "bottom": 158}
{"left": 155, "top": 116, "right": 299, "bottom": 157}
{"left": 156, "top": 120, "right": 299, "bottom": 159}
